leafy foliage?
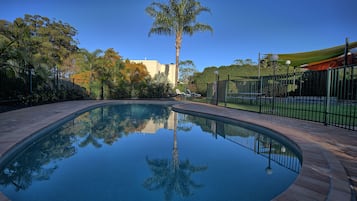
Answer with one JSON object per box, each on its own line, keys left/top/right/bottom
{"left": 0, "top": 14, "right": 174, "bottom": 106}
{"left": 179, "top": 60, "right": 196, "bottom": 83}
{"left": 0, "top": 14, "right": 87, "bottom": 105}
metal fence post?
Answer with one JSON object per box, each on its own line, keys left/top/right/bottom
{"left": 225, "top": 75, "right": 230, "bottom": 107}
{"left": 324, "top": 68, "right": 331, "bottom": 125}
{"left": 259, "top": 77, "right": 263, "bottom": 113}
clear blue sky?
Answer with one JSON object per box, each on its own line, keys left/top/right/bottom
{"left": 1, "top": 0, "right": 356, "bottom": 72}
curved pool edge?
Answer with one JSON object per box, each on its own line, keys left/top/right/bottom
{"left": 0, "top": 100, "right": 354, "bottom": 201}
{"left": 172, "top": 102, "right": 353, "bottom": 201}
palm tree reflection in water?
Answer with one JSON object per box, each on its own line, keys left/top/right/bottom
{"left": 143, "top": 113, "right": 207, "bottom": 201}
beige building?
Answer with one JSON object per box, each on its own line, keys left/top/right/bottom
{"left": 131, "top": 60, "right": 176, "bottom": 87}
{"left": 137, "top": 111, "right": 176, "bottom": 134}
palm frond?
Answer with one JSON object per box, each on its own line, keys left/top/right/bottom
{"left": 149, "top": 27, "right": 173, "bottom": 36}
{"left": 183, "top": 23, "right": 213, "bottom": 35}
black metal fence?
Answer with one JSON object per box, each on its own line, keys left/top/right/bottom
{"left": 207, "top": 65, "right": 357, "bottom": 131}
{"left": 0, "top": 66, "right": 87, "bottom": 107}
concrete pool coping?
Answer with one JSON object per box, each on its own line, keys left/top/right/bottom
{"left": 0, "top": 100, "right": 356, "bottom": 201}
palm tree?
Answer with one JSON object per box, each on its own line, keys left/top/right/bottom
{"left": 143, "top": 113, "right": 207, "bottom": 201}
{"left": 78, "top": 49, "right": 103, "bottom": 97}
{"left": 146, "top": 0, "right": 213, "bottom": 84}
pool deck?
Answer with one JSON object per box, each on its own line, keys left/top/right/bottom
{"left": 0, "top": 100, "right": 356, "bottom": 201}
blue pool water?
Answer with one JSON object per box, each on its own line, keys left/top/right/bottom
{"left": 0, "top": 104, "right": 301, "bottom": 201}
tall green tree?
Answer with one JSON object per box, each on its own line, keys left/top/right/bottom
{"left": 179, "top": 60, "right": 196, "bottom": 83}
{"left": 0, "top": 14, "right": 79, "bottom": 102}
{"left": 89, "top": 48, "right": 124, "bottom": 99}
{"left": 0, "top": 17, "right": 46, "bottom": 96}
{"left": 21, "top": 14, "right": 78, "bottom": 79}
{"left": 146, "top": 0, "right": 213, "bottom": 84}
{"left": 99, "top": 48, "right": 123, "bottom": 99}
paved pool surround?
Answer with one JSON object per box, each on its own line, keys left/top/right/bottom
{"left": 0, "top": 100, "right": 356, "bottom": 201}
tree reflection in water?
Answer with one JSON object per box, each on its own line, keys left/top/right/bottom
{"left": 143, "top": 113, "right": 207, "bottom": 201}
{"left": 0, "top": 104, "right": 171, "bottom": 192}
{"left": 0, "top": 132, "right": 75, "bottom": 191}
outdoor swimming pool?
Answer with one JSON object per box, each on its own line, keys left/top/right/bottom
{"left": 0, "top": 104, "right": 301, "bottom": 201}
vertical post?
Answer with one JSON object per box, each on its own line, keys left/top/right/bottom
{"left": 342, "top": 37, "right": 349, "bottom": 99}
{"left": 324, "top": 68, "right": 331, "bottom": 125}
{"left": 214, "top": 70, "right": 219, "bottom": 105}
{"left": 286, "top": 60, "right": 291, "bottom": 97}
{"left": 259, "top": 76, "right": 263, "bottom": 113}
{"left": 272, "top": 69, "right": 275, "bottom": 112}
{"left": 270, "top": 54, "right": 279, "bottom": 113}
{"left": 293, "top": 66, "right": 296, "bottom": 97}
{"left": 225, "top": 74, "right": 230, "bottom": 107}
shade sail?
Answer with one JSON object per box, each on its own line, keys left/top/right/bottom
{"left": 265, "top": 41, "right": 357, "bottom": 67}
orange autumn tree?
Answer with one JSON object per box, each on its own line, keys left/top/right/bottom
{"left": 71, "top": 71, "right": 91, "bottom": 91}
{"left": 103, "top": 48, "right": 123, "bottom": 83}
{"left": 71, "top": 49, "right": 173, "bottom": 99}
{"left": 70, "top": 48, "right": 125, "bottom": 99}
{"left": 122, "top": 60, "right": 150, "bottom": 98}
{"left": 122, "top": 60, "right": 150, "bottom": 83}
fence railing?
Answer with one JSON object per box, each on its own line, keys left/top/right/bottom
{"left": 207, "top": 65, "right": 357, "bottom": 131}
{"left": 0, "top": 66, "right": 87, "bottom": 106}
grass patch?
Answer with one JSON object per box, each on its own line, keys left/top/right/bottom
{"left": 190, "top": 97, "right": 356, "bottom": 128}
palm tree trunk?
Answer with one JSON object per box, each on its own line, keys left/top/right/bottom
{"left": 175, "top": 32, "right": 182, "bottom": 85}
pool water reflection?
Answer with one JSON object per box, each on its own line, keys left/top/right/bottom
{"left": 0, "top": 104, "right": 301, "bottom": 201}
